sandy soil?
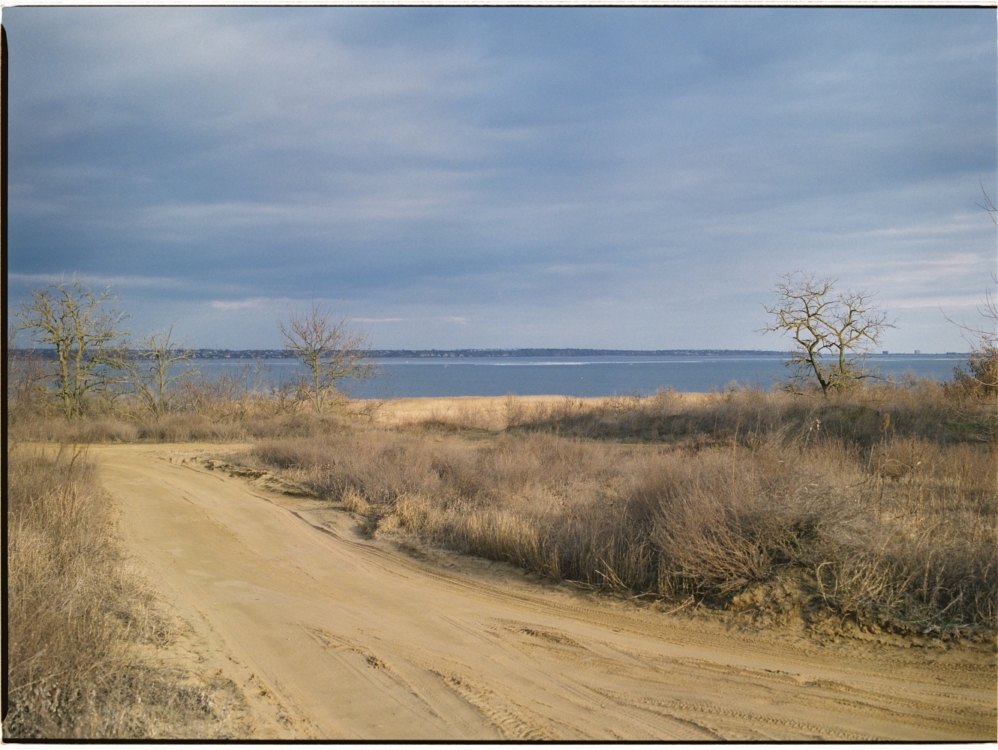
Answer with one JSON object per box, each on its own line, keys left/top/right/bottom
{"left": 91, "top": 442, "right": 997, "bottom": 740}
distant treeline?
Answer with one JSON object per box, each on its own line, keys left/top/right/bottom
{"left": 8, "top": 347, "right": 789, "bottom": 360}
{"left": 367, "top": 348, "right": 790, "bottom": 358}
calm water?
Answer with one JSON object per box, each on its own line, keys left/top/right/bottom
{"left": 197, "top": 354, "right": 966, "bottom": 399}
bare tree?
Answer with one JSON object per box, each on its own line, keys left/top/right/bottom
{"left": 763, "top": 271, "right": 894, "bottom": 395}
{"left": 947, "top": 184, "right": 997, "bottom": 397}
{"left": 279, "top": 302, "right": 373, "bottom": 413}
{"left": 7, "top": 324, "right": 55, "bottom": 418}
{"left": 975, "top": 177, "right": 997, "bottom": 225}
{"left": 950, "top": 282, "right": 998, "bottom": 398}
{"left": 15, "top": 280, "right": 129, "bottom": 418}
{"left": 126, "top": 324, "right": 196, "bottom": 417}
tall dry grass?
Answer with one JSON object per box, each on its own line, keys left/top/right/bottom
{"left": 423, "top": 383, "right": 996, "bottom": 447}
{"left": 246, "top": 387, "right": 997, "bottom": 635}
{"left": 9, "top": 368, "right": 996, "bottom": 638}
{"left": 5, "top": 408, "right": 362, "bottom": 445}
{"left": 4, "top": 445, "right": 236, "bottom": 739}
{"left": 6, "top": 353, "right": 359, "bottom": 444}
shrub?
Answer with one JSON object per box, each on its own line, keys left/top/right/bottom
{"left": 247, "top": 420, "right": 997, "bottom": 634}
{"left": 4, "top": 445, "right": 237, "bottom": 738}
{"left": 951, "top": 339, "right": 998, "bottom": 400}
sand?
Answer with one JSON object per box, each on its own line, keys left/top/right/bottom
{"left": 89, "top": 441, "right": 997, "bottom": 740}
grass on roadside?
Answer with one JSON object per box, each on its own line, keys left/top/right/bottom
{"left": 8, "top": 380, "right": 997, "bottom": 640}
{"left": 4, "top": 444, "right": 245, "bottom": 739}
{"left": 244, "top": 385, "right": 997, "bottom": 638}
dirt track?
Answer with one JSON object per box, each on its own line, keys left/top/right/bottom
{"left": 94, "top": 443, "right": 997, "bottom": 740}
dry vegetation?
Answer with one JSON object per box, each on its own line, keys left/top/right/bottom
{"left": 6, "top": 363, "right": 997, "bottom": 738}
{"left": 241, "top": 384, "right": 997, "bottom": 638}
{"left": 4, "top": 445, "right": 247, "bottom": 739}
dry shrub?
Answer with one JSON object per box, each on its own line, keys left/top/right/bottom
{"left": 420, "top": 402, "right": 508, "bottom": 432}
{"left": 252, "top": 431, "right": 635, "bottom": 509}
{"left": 7, "top": 352, "right": 59, "bottom": 420}
{"left": 249, "top": 431, "right": 660, "bottom": 590}
{"left": 639, "top": 447, "right": 838, "bottom": 600}
{"left": 949, "top": 339, "right": 998, "bottom": 400}
{"left": 5, "top": 445, "right": 233, "bottom": 739}
{"left": 8, "top": 417, "right": 141, "bottom": 444}
{"left": 386, "top": 490, "right": 659, "bottom": 591}
{"left": 13, "top": 380, "right": 992, "bottom": 637}
{"left": 486, "top": 382, "right": 995, "bottom": 448}
{"left": 135, "top": 413, "right": 248, "bottom": 443}
{"left": 255, "top": 431, "right": 443, "bottom": 502}
{"left": 250, "top": 422, "right": 997, "bottom": 634}
{"left": 817, "top": 531, "right": 997, "bottom": 632}
{"left": 341, "top": 487, "right": 372, "bottom": 515}
{"left": 7, "top": 407, "right": 356, "bottom": 446}
{"left": 9, "top": 414, "right": 245, "bottom": 444}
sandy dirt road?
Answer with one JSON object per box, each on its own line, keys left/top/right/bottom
{"left": 92, "top": 443, "right": 996, "bottom": 740}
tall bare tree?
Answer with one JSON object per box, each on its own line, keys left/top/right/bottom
{"left": 279, "top": 302, "right": 372, "bottom": 413}
{"left": 126, "top": 324, "right": 196, "bottom": 417}
{"left": 948, "top": 184, "right": 998, "bottom": 397}
{"left": 15, "top": 280, "right": 129, "bottom": 418}
{"left": 950, "top": 281, "right": 998, "bottom": 399}
{"left": 763, "top": 271, "right": 894, "bottom": 395}
{"left": 6, "top": 324, "right": 54, "bottom": 417}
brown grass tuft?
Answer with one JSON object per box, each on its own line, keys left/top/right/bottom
{"left": 10, "top": 373, "right": 995, "bottom": 639}
{"left": 4, "top": 444, "right": 240, "bottom": 739}
{"left": 245, "top": 385, "right": 997, "bottom": 636}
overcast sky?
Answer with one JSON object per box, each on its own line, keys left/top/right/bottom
{"left": 5, "top": 7, "right": 996, "bottom": 351}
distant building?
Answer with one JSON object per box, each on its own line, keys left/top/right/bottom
{"left": 914, "top": 349, "right": 921, "bottom": 355}
{"left": 882, "top": 350, "right": 889, "bottom": 355}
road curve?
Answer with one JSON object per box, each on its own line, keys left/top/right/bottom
{"left": 92, "top": 443, "right": 997, "bottom": 740}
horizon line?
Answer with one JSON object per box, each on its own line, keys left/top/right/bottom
{"left": 8, "top": 347, "right": 967, "bottom": 357}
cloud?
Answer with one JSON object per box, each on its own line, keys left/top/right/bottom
{"left": 210, "top": 298, "right": 283, "bottom": 311}
{"left": 890, "top": 295, "right": 983, "bottom": 310}
{"left": 4, "top": 8, "right": 995, "bottom": 352}
{"left": 863, "top": 256, "right": 989, "bottom": 293}
{"left": 858, "top": 221, "right": 985, "bottom": 239}
{"left": 8, "top": 272, "right": 190, "bottom": 290}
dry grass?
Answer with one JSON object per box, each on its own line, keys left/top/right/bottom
{"left": 245, "top": 384, "right": 997, "bottom": 636}
{"left": 4, "top": 444, "right": 241, "bottom": 739}
{"left": 6, "top": 357, "right": 363, "bottom": 444}
{"left": 9, "top": 375, "right": 996, "bottom": 638}
{"left": 6, "top": 409, "right": 360, "bottom": 445}
{"left": 382, "top": 384, "right": 995, "bottom": 447}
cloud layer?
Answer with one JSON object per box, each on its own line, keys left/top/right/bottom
{"left": 6, "top": 8, "right": 996, "bottom": 350}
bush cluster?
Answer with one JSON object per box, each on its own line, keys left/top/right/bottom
{"left": 5, "top": 446, "right": 238, "bottom": 739}
{"left": 246, "top": 386, "right": 996, "bottom": 635}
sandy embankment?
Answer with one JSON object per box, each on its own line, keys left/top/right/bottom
{"left": 86, "top": 441, "right": 997, "bottom": 740}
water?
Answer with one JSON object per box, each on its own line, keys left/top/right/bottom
{"left": 194, "top": 354, "right": 966, "bottom": 399}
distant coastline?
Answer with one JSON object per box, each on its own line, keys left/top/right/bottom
{"left": 9, "top": 347, "right": 792, "bottom": 360}
{"left": 365, "top": 348, "right": 792, "bottom": 359}
{"left": 8, "top": 348, "right": 967, "bottom": 360}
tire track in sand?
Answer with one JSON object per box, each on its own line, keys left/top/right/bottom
{"left": 93, "top": 444, "right": 997, "bottom": 740}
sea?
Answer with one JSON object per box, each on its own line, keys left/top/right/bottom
{"left": 197, "top": 354, "right": 966, "bottom": 399}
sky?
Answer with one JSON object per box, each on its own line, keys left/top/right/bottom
{"left": 4, "top": 7, "right": 996, "bottom": 352}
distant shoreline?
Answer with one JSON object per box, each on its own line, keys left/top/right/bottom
{"left": 7, "top": 348, "right": 966, "bottom": 361}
